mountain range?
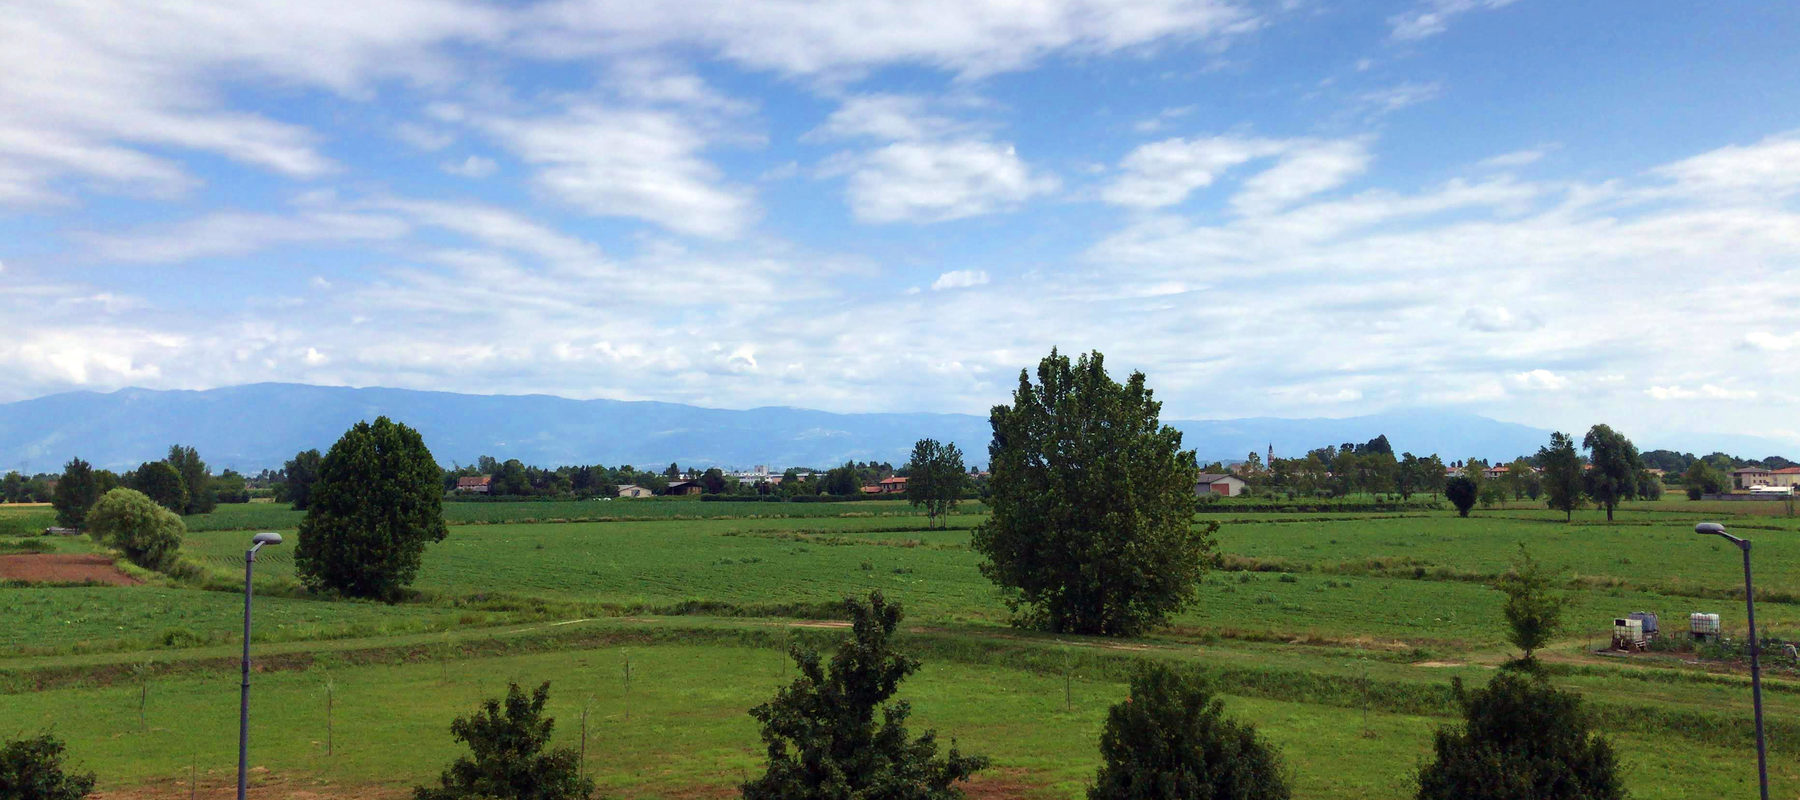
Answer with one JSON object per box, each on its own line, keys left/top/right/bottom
{"left": 0, "top": 383, "right": 1785, "bottom": 473}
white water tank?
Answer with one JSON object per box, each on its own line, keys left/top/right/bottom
{"left": 1691, "top": 613, "right": 1721, "bottom": 636}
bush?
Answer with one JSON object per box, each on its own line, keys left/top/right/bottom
{"left": 0, "top": 734, "right": 96, "bottom": 800}
{"left": 83, "top": 488, "right": 184, "bottom": 570}
{"left": 743, "top": 591, "right": 987, "bottom": 800}
{"left": 413, "top": 681, "right": 594, "bottom": 800}
{"left": 1416, "top": 671, "right": 1623, "bottom": 800}
{"left": 1089, "top": 663, "right": 1289, "bottom": 800}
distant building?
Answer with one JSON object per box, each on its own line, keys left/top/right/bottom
{"left": 1194, "top": 473, "right": 1246, "bottom": 497}
{"left": 1484, "top": 466, "right": 1510, "bottom": 480}
{"left": 617, "top": 484, "right": 653, "bottom": 498}
{"left": 1767, "top": 467, "right": 1800, "bottom": 488}
{"left": 454, "top": 475, "right": 492, "bottom": 494}
{"left": 665, "top": 480, "right": 703, "bottom": 496}
{"left": 859, "top": 485, "right": 883, "bottom": 495}
{"left": 1734, "top": 467, "right": 1772, "bottom": 489}
{"left": 878, "top": 476, "right": 908, "bottom": 494}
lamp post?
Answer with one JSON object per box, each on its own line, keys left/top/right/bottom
{"left": 239, "top": 532, "right": 282, "bottom": 800}
{"left": 1695, "top": 522, "right": 1768, "bottom": 800}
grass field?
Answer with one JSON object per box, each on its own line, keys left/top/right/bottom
{"left": 179, "top": 498, "right": 978, "bottom": 532}
{"left": 3, "top": 496, "right": 1796, "bottom": 798}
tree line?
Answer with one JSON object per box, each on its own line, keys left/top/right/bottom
{"left": 30, "top": 445, "right": 249, "bottom": 529}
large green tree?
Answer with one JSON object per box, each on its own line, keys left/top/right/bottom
{"left": 281, "top": 449, "right": 323, "bottom": 510}
{"left": 1416, "top": 672, "right": 1623, "bottom": 800}
{"left": 1088, "top": 663, "right": 1289, "bottom": 800}
{"left": 1537, "top": 433, "right": 1585, "bottom": 522}
{"left": 743, "top": 592, "right": 986, "bottom": 800}
{"left": 973, "top": 349, "right": 1210, "bottom": 636}
{"left": 0, "top": 734, "right": 96, "bottom": 800}
{"left": 413, "top": 682, "right": 593, "bottom": 800}
{"left": 84, "top": 488, "right": 185, "bottom": 570}
{"left": 1580, "top": 425, "right": 1641, "bottom": 522}
{"left": 904, "top": 438, "right": 966, "bottom": 528}
{"left": 128, "top": 461, "right": 187, "bottom": 513}
{"left": 294, "top": 417, "right": 448, "bottom": 601}
{"left": 51, "top": 458, "right": 101, "bottom": 529}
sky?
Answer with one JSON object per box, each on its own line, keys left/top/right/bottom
{"left": 3, "top": 1, "right": 1800, "bottom": 444}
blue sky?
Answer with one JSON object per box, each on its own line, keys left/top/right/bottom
{"left": 4, "top": 1, "right": 1800, "bottom": 444}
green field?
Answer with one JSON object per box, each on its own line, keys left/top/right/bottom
{"left": 179, "top": 498, "right": 975, "bottom": 532}
{"left": 2, "top": 497, "right": 1796, "bottom": 798}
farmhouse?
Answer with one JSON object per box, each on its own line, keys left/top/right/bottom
{"left": 454, "top": 475, "right": 492, "bottom": 494}
{"left": 1194, "top": 473, "right": 1246, "bottom": 497}
{"left": 1732, "top": 467, "right": 1770, "bottom": 488}
{"left": 878, "top": 476, "right": 908, "bottom": 494}
{"left": 665, "top": 480, "right": 703, "bottom": 496}
{"left": 1765, "top": 467, "right": 1800, "bottom": 488}
{"left": 616, "top": 484, "right": 653, "bottom": 498}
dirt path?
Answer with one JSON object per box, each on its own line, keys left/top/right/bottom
{"left": 0, "top": 553, "right": 139, "bottom": 585}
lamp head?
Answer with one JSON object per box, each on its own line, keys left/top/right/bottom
{"left": 251, "top": 532, "right": 284, "bottom": 546}
{"left": 1695, "top": 522, "right": 1726, "bottom": 536}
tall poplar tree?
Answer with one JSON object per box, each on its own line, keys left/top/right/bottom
{"left": 1538, "top": 432, "right": 1585, "bottom": 522}
{"left": 1581, "top": 424, "right": 1641, "bottom": 522}
{"left": 295, "top": 417, "right": 447, "bottom": 601}
{"left": 973, "top": 349, "right": 1210, "bottom": 636}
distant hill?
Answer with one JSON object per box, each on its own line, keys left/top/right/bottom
{"left": 0, "top": 383, "right": 1778, "bottom": 473}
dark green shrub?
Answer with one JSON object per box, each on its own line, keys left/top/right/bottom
{"left": 0, "top": 734, "right": 95, "bottom": 800}
{"left": 413, "top": 681, "right": 594, "bottom": 800}
{"left": 743, "top": 591, "right": 986, "bottom": 800}
{"left": 1088, "top": 663, "right": 1289, "bottom": 800}
{"left": 1416, "top": 671, "right": 1623, "bottom": 800}
{"left": 1444, "top": 477, "right": 1477, "bottom": 517}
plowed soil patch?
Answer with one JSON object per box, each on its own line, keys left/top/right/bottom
{"left": 0, "top": 553, "right": 139, "bottom": 585}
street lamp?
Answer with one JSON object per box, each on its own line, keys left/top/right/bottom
{"left": 239, "top": 531, "right": 282, "bottom": 800}
{"left": 1695, "top": 522, "right": 1768, "bottom": 800}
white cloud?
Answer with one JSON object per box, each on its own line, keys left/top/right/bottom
{"left": 1103, "top": 136, "right": 1368, "bottom": 212}
{"left": 442, "top": 155, "right": 498, "bottom": 178}
{"left": 1231, "top": 139, "right": 1371, "bottom": 215}
{"left": 1356, "top": 81, "right": 1443, "bottom": 114}
{"left": 807, "top": 95, "right": 967, "bottom": 142}
{"left": 1462, "top": 306, "right": 1541, "bottom": 333}
{"left": 0, "top": 1, "right": 504, "bottom": 204}
{"left": 1653, "top": 133, "right": 1800, "bottom": 199}
{"left": 1104, "top": 136, "right": 1286, "bottom": 208}
{"left": 1744, "top": 331, "right": 1800, "bottom": 352}
{"left": 1478, "top": 148, "right": 1547, "bottom": 169}
{"left": 835, "top": 140, "right": 1059, "bottom": 223}
{"left": 1133, "top": 105, "right": 1197, "bottom": 133}
{"left": 303, "top": 347, "right": 330, "bottom": 366}
{"left": 931, "top": 270, "right": 991, "bottom": 290}
{"left": 1510, "top": 369, "right": 1568, "bottom": 391}
{"left": 517, "top": 0, "right": 1259, "bottom": 79}
{"left": 481, "top": 106, "right": 755, "bottom": 238}
{"left": 394, "top": 123, "right": 456, "bottom": 152}
{"left": 84, "top": 211, "right": 410, "bottom": 264}
{"left": 1647, "top": 385, "right": 1758, "bottom": 401}
{"left": 1389, "top": 0, "right": 1518, "bottom": 41}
